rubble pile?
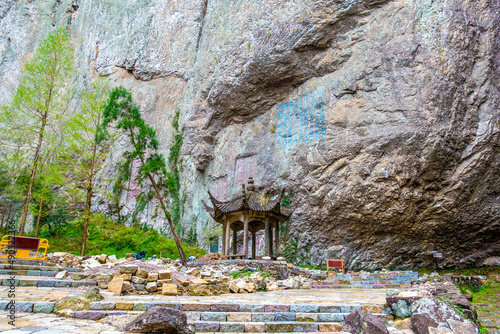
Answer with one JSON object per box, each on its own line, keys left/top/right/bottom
{"left": 45, "top": 252, "right": 327, "bottom": 296}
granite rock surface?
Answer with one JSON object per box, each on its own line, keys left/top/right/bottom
{"left": 1, "top": 0, "right": 499, "bottom": 268}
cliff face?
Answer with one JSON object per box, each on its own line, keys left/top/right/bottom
{"left": 1, "top": 0, "right": 499, "bottom": 268}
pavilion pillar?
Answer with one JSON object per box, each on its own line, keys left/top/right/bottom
{"left": 232, "top": 228, "right": 237, "bottom": 255}
{"left": 264, "top": 218, "right": 270, "bottom": 257}
{"left": 225, "top": 221, "right": 231, "bottom": 256}
{"left": 251, "top": 223, "right": 256, "bottom": 260}
{"left": 222, "top": 220, "right": 226, "bottom": 256}
{"left": 269, "top": 219, "right": 274, "bottom": 258}
{"left": 243, "top": 214, "right": 249, "bottom": 259}
{"left": 274, "top": 220, "right": 280, "bottom": 257}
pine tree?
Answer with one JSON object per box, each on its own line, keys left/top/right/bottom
{"left": 98, "top": 87, "right": 187, "bottom": 264}
{"left": 0, "top": 27, "right": 74, "bottom": 235}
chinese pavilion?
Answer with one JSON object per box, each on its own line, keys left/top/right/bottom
{"left": 203, "top": 177, "right": 293, "bottom": 259}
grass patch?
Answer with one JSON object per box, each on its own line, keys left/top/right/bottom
{"left": 29, "top": 213, "right": 205, "bottom": 259}
{"left": 415, "top": 266, "right": 500, "bottom": 276}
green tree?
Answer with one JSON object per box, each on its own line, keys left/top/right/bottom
{"left": 0, "top": 147, "right": 27, "bottom": 232}
{"left": 168, "top": 110, "right": 184, "bottom": 236}
{"left": 59, "top": 79, "right": 111, "bottom": 255}
{"left": 98, "top": 87, "right": 187, "bottom": 264}
{"left": 0, "top": 28, "right": 74, "bottom": 235}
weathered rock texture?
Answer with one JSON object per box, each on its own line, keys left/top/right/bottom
{"left": 1, "top": 0, "right": 499, "bottom": 268}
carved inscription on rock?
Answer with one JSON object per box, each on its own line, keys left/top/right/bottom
{"left": 213, "top": 176, "right": 228, "bottom": 201}
{"left": 276, "top": 88, "right": 326, "bottom": 149}
{"left": 235, "top": 156, "right": 256, "bottom": 186}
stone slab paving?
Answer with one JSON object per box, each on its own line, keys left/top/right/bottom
{"left": 0, "top": 286, "right": 386, "bottom": 333}
{"left": 100, "top": 287, "right": 387, "bottom": 305}
{"left": 0, "top": 312, "right": 125, "bottom": 333}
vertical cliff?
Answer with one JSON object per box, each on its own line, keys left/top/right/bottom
{"left": 1, "top": 0, "right": 498, "bottom": 268}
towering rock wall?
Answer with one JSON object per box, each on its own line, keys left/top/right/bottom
{"left": 1, "top": 0, "right": 498, "bottom": 268}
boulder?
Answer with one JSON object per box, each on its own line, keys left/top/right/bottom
{"left": 158, "top": 270, "right": 172, "bottom": 279}
{"left": 84, "top": 258, "right": 101, "bottom": 268}
{"left": 72, "top": 273, "right": 89, "bottom": 280}
{"left": 96, "top": 275, "right": 113, "bottom": 283}
{"left": 410, "top": 297, "right": 472, "bottom": 334}
{"left": 186, "top": 268, "right": 199, "bottom": 276}
{"left": 229, "top": 283, "right": 239, "bottom": 293}
{"left": 122, "top": 281, "right": 132, "bottom": 292}
{"left": 108, "top": 278, "right": 124, "bottom": 296}
{"left": 146, "top": 282, "right": 158, "bottom": 292}
{"left": 446, "top": 319, "right": 478, "bottom": 334}
{"left": 189, "top": 278, "right": 208, "bottom": 285}
{"left": 386, "top": 296, "right": 422, "bottom": 318}
{"left": 189, "top": 284, "right": 214, "bottom": 296}
{"left": 148, "top": 273, "right": 159, "bottom": 281}
{"left": 55, "top": 270, "right": 67, "bottom": 279}
{"left": 124, "top": 306, "right": 194, "bottom": 334}
{"left": 342, "top": 310, "right": 389, "bottom": 334}
{"left": 120, "top": 265, "right": 138, "bottom": 274}
{"left": 162, "top": 284, "right": 178, "bottom": 296}
{"left": 236, "top": 280, "right": 253, "bottom": 293}
{"left": 114, "top": 273, "right": 132, "bottom": 280}
{"left": 98, "top": 254, "right": 108, "bottom": 264}
{"left": 136, "top": 268, "right": 149, "bottom": 278}
{"left": 428, "top": 328, "right": 453, "bottom": 334}
{"left": 386, "top": 289, "right": 400, "bottom": 296}
{"left": 108, "top": 255, "right": 118, "bottom": 263}
{"left": 98, "top": 281, "right": 109, "bottom": 289}
{"left": 54, "top": 288, "right": 103, "bottom": 317}
{"left": 157, "top": 279, "right": 173, "bottom": 286}
{"left": 131, "top": 276, "right": 148, "bottom": 284}
{"left": 177, "top": 278, "right": 189, "bottom": 287}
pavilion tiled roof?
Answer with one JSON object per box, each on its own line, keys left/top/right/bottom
{"left": 203, "top": 186, "right": 293, "bottom": 223}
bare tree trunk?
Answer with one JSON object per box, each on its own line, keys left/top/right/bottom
{"left": 80, "top": 173, "right": 94, "bottom": 256}
{"left": 0, "top": 189, "right": 7, "bottom": 232}
{"left": 34, "top": 187, "right": 45, "bottom": 238}
{"left": 19, "top": 111, "right": 48, "bottom": 236}
{"left": 147, "top": 174, "right": 187, "bottom": 265}
{"left": 80, "top": 111, "right": 101, "bottom": 256}
{"left": 5, "top": 200, "right": 13, "bottom": 234}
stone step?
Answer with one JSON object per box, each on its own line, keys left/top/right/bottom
{"left": 88, "top": 301, "right": 384, "bottom": 314}
{"left": 186, "top": 311, "right": 350, "bottom": 323}
{"left": 0, "top": 276, "right": 97, "bottom": 288}
{"left": 191, "top": 321, "right": 344, "bottom": 332}
{"left": 0, "top": 299, "right": 386, "bottom": 316}
{"left": 0, "top": 269, "right": 57, "bottom": 277}
{"left": 0, "top": 264, "right": 81, "bottom": 272}
{"left": 310, "top": 283, "right": 406, "bottom": 289}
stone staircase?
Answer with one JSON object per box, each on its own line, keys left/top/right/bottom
{"left": 80, "top": 300, "right": 388, "bottom": 332}
{"left": 0, "top": 298, "right": 388, "bottom": 332}
{"left": 312, "top": 271, "right": 418, "bottom": 289}
{"left": 0, "top": 263, "right": 95, "bottom": 289}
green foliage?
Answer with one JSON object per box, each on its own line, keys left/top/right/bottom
{"left": 231, "top": 269, "right": 256, "bottom": 279}
{"left": 184, "top": 224, "right": 198, "bottom": 247}
{"left": 168, "top": 109, "right": 184, "bottom": 235}
{"left": 201, "top": 221, "right": 221, "bottom": 247}
{"left": 98, "top": 87, "right": 171, "bottom": 216}
{"left": 0, "top": 27, "right": 75, "bottom": 234}
{"left": 98, "top": 87, "right": 187, "bottom": 263}
{"left": 31, "top": 214, "right": 205, "bottom": 259}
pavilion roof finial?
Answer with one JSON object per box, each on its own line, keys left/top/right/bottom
{"left": 246, "top": 177, "right": 255, "bottom": 192}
